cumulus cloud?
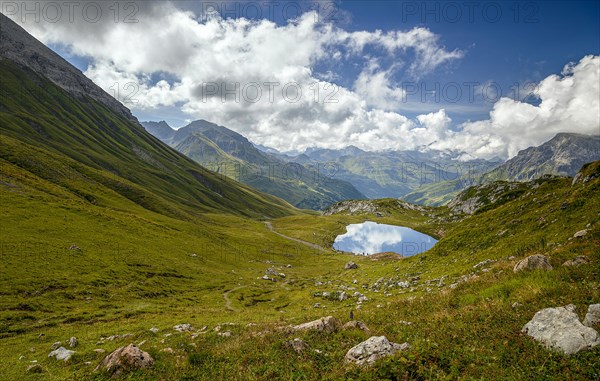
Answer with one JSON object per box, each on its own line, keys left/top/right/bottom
{"left": 6, "top": 2, "right": 598, "bottom": 159}
{"left": 430, "top": 55, "right": 600, "bottom": 159}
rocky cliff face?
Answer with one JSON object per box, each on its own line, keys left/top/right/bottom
{"left": 0, "top": 13, "right": 134, "bottom": 121}
{"left": 486, "top": 133, "right": 600, "bottom": 181}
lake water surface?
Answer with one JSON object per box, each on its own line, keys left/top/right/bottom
{"left": 333, "top": 221, "right": 438, "bottom": 256}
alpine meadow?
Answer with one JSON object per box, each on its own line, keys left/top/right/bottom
{"left": 0, "top": 2, "right": 599, "bottom": 380}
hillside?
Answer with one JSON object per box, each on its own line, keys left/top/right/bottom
{"left": 142, "top": 120, "right": 366, "bottom": 210}
{"left": 0, "top": 14, "right": 296, "bottom": 220}
{"left": 403, "top": 133, "right": 600, "bottom": 206}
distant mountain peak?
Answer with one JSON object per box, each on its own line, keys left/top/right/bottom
{"left": 486, "top": 133, "right": 600, "bottom": 181}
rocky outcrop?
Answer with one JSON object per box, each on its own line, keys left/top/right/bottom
{"left": 291, "top": 316, "right": 341, "bottom": 333}
{"left": 513, "top": 255, "right": 553, "bottom": 272}
{"left": 345, "top": 336, "right": 410, "bottom": 366}
{"left": 95, "top": 344, "right": 154, "bottom": 376}
{"left": 448, "top": 181, "right": 526, "bottom": 215}
{"left": 522, "top": 304, "right": 600, "bottom": 355}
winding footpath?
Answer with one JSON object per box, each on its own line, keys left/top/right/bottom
{"left": 223, "top": 285, "right": 246, "bottom": 312}
{"left": 263, "top": 221, "right": 326, "bottom": 252}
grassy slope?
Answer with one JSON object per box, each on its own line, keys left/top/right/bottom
{"left": 167, "top": 124, "right": 365, "bottom": 211}
{"left": 1, "top": 161, "right": 598, "bottom": 379}
{"left": 0, "top": 60, "right": 296, "bottom": 220}
{"left": 0, "top": 53, "right": 598, "bottom": 380}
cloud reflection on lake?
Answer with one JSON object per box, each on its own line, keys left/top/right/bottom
{"left": 333, "top": 221, "right": 437, "bottom": 256}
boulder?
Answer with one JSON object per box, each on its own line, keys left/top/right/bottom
{"left": 48, "top": 347, "right": 75, "bottom": 361}
{"left": 287, "top": 338, "right": 308, "bottom": 353}
{"left": 342, "top": 320, "right": 371, "bottom": 333}
{"left": 562, "top": 256, "right": 590, "bottom": 267}
{"left": 344, "top": 261, "right": 358, "bottom": 270}
{"left": 345, "top": 336, "right": 410, "bottom": 366}
{"left": 513, "top": 254, "right": 553, "bottom": 272}
{"left": 291, "top": 316, "right": 341, "bottom": 333}
{"left": 583, "top": 304, "right": 600, "bottom": 327}
{"left": 522, "top": 304, "right": 600, "bottom": 355}
{"left": 94, "top": 344, "right": 154, "bottom": 376}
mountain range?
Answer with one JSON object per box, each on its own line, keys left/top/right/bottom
{"left": 141, "top": 120, "right": 365, "bottom": 210}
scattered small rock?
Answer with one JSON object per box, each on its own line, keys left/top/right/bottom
{"left": 345, "top": 336, "right": 410, "bottom": 366}
{"left": 522, "top": 304, "right": 600, "bottom": 355}
{"left": 69, "top": 244, "right": 80, "bottom": 251}
{"left": 26, "top": 364, "right": 43, "bottom": 374}
{"left": 562, "top": 256, "right": 590, "bottom": 267}
{"left": 287, "top": 338, "right": 308, "bottom": 353}
{"left": 48, "top": 347, "right": 75, "bottom": 361}
{"left": 149, "top": 327, "right": 159, "bottom": 334}
{"left": 513, "top": 254, "right": 553, "bottom": 272}
{"left": 173, "top": 324, "right": 194, "bottom": 332}
{"left": 473, "top": 259, "right": 494, "bottom": 269}
{"left": 344, "top": 261, "right": 358, "bottom": 270}
{"left": 343, "top": 320, "right": 371, "bottom": 333}
{"left": 100, "top": 334, "right": 132, "bottom": 342}
{"left": 573, "top": 229, "right": 589, "bottom": 238}
{"left": 512, "top": 302, "right": 523, "bottom": 309}
{"left": 583, "top": 304, "right": 600, "bottom": 327}
{"left": 161, "top": 347, "right": 174, "bottom": 353}
{"left": 291, "top": 316, "right": 341, "bottom": 333}
{"left": 68, "top": 337, "right": 78, "bottom": 348}
{"left": 50, "top": 342, "right": 62, "bottom": 350}
{"left": 217, "top": 331, "right": 232, "bottom": 337}
{"left": 94, "top": 349, "right": 106, "bottom": 354}
{"left": 94, "top": 344, "right": 154, "bottom": 376}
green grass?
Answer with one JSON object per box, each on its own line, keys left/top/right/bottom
{"left": 0, "top": 57, "right": 598, "bottom": 380}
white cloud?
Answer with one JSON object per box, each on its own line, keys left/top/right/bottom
{"left": 7, "top": 2, "right": 598, "bottom": 159}
{"left": 430, "top": 55, "right": 600, "bottom": 159}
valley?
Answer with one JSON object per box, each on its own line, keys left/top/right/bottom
{"left": 1, "top": 6, "right": 599, "bottom": 381}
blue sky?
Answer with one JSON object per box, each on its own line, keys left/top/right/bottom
{"left": 11, "top": 0, "right": 600, "bottom": 158}
{"left": 333, "top": 0, "right": 600, "bottom": 122}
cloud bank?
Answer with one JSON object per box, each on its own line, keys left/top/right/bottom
{"left": 8, "top": 1, "right": 598, "bottom": 159}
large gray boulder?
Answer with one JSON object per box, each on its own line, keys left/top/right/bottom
{"left": 95, "top": 344, "right": 154, "bottom": 376}
{"left": 583, "top": 304, "right": 600, "bottom": 327}
{"left": 522, "top": 304, "right": 600, "bottom": 355}
{"left": 513, "top": 254, "right": 553, "bottom": 272}
{"left": 291, "top": 316, "right": 341, "bottom": 333}
{"left": 345, "top": 336, "right": 410, "bottom": 366}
